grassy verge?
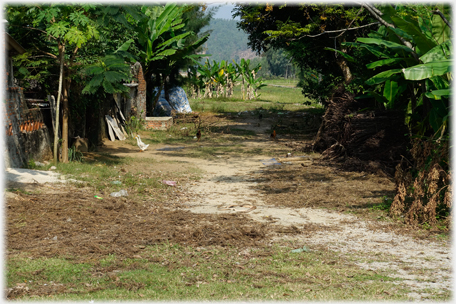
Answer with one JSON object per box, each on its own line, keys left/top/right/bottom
{"left": 46, "top": 153, "right": 202, "bottom": 202}
{"left": 7, "top": 243, "right": 417, "bottom": 301}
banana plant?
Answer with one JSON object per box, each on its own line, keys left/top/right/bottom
{"left": 135, "top": 3, "right": 209, "bottom": 110}
{"left": 187, "top": 65, "right": 204, "bottom": 98}
{"left": 189, "top": 58, "right": 266, "bottom": 100}
{"left": 344, "top": 4, "right": 451, "bottom": 135}
{"left": 202, "top": 59, "right": 218, "bottom": 98}
{"left": 224, "top": 62, "right": 239, "bottom": 97}
{"left": 137, "top": 4, "right": 190, "bottom": 70}
{"left": 250, "top": 72, "right": 267, "bottom": 99}
{"left": 192, "top": 59, "right": 218, "bottom": 98}
{"left": 213, "top": 60, "right": 228, "bottom": 97}
{"left": 234, "top": 58, "right": 251, "bottom": 100}
{"left": 235, "top": 59, "right": 267, "bottom": 100}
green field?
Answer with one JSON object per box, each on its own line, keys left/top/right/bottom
{"left": 263, "top": 78, "right": 299, "bottom": 87}
{"left": 188, "top": 81, "right": 321, "bottom": 114}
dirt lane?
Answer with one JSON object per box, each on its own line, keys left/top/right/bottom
{"left": 99, "top": 129, "right": 452, "bottom": 301}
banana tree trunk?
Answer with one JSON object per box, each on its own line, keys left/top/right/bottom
{"left": 206, "top": 84, "right": 212, "bottom": 98}
{"left": 251, "top": 71, "right": 256, "bottom": 99}
{"left": 224, "top": 74, "right": 228, "bottom": 97}
{"left": 227, "top": 80, "right": 231, "bottom": 97}
{"left": 241, "top": 78, "right": 245, "bottom": 100}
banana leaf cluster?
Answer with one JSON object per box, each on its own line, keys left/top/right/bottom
{"left": 189, "top": 58, "right": 266, "bottom": 100}
{"left": 342, "top": 5, "right": 451, "bottom": 137}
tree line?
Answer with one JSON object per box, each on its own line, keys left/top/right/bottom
{"left": 200, "top": 18, "right": 252, "bottom": 63}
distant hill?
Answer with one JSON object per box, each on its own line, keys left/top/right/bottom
{"left": 200, "top": 19, "right": 258, "bottom": 64}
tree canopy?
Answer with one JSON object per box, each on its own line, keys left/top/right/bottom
{"left": 234, "top": 3, "right": 378, "bottom": 100}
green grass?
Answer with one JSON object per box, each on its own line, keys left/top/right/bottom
{"left": 370, "top": 196, "right": 393, "bottom": 211}
{"left": 7, "top": 244, "right": 415, "bottom": 301}
{"left": 51, "top": 154, "right": 201, "bottom": 199}
{"left": 188, "top": 83, "right": 322, "bottom": 114}
{"left": 263, "top": 78, "right": 299, "bottom": 87}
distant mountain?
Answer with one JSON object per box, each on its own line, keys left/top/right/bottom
{"left": 200, "top": 18, "right": 258, "bottom": 64}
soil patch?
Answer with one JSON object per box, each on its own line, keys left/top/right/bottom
{"left": 7, "top": 185, "right": 297, "bottom": 262}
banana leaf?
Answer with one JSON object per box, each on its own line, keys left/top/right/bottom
{"left": 343, "top": 42, "right": 391, "bottom": 58}
{"left": 115, "top": 39, "right": 134, "bottom": 52}
{"left": 425, "top": 89, "right": 451, "bottom": 100}
{"left": 429, "top": 75, "right": 449, "bottom": 90}
{"left": 365, "top": 69, "right": 403, "bottom": 85}
{"left": 366, "top": 58, "right": 410, "bottom": 69}
{"left": 156, "top": 31, "right": 191, "bottom": 49}
{"left": 402, "top": 60, "right": 452, "bottom": 80}
{"left": 155, "top": 3, "right": 177, "bottom": 30}
{"left": 324, "top": 47, "right": 355, "bottom": 62}
{"left": 383, "top": 80, "right": 398, "bottom": 103}
{"left": 153, "top": 49, "right": 177, "bottom": 58}
{"left": 431, "top": 6, "right": 452, "bottom": 45}
{"left": 419, "top": 40, "right": 452, "bottom": 63}
{"left": 384, "top": 80, "right": 408, "bottom": 108}
{"left": 390, "top": 16, "right": 436, "bottom": 55}
{"left": 387, "top": 27, "right": 414, "bottom": 42}
{"left": 357, "top": 38, "right": 413, "bottom": 53}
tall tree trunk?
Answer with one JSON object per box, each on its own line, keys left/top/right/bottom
{"left": 53, "top": 42, "right": 65, "bottom": 164}
{"left": 61, "top": 76, "right": 70, "bottom": 163}
{"left": 336, "top": 55, "right": 353, "bottom": 83}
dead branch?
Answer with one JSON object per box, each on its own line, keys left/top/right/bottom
{"left": 290, "top": 22, "right": 379, "bottom": 40}
{"left": 358, "top": 2, "right": 419, "bottom": 61}
{"left": 37, "top": 50, "right": 58, "bottom": 59}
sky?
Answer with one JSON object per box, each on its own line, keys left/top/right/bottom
{"left": 207, "top": 2, "right": 239, "bottom": 20}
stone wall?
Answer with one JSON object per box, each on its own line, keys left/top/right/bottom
{"left": 3, "top": 86, "right": 52, "bottom": 168}
{"left": 3, "top": 87, "right": 27, "bottom": 168}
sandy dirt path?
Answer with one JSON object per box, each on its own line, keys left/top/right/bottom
{"left": 100, "top": 129, "right": 452, "bottom": 301}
